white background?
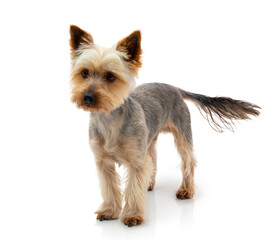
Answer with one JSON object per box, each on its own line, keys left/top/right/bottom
{"left": 0, "top": 0, "right": 278, "bottom": 239}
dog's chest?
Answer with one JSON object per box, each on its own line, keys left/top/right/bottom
{"left": 99, "top": 128, "right": 121, "bottom": 153}
{"left": 92, "top": 130, "right": 127, "bottom": 165}
{"left": 90, "top": 115, "right": 125, "bottom": 158}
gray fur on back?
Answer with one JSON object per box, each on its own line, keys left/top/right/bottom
{"left": 89, "top": 83, "right": 192, "bottom": 150}
{"left": 129, "top": 83, "right": 191, "bottom": 143}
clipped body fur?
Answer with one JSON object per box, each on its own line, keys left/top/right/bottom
{"left": 69, "top": 25, "right": 260, "bottom": 227}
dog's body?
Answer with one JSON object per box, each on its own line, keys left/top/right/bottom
{"left": 90, "top": 83, "right": 193, "bottom": 155}
{"left": 69, "top": 25, "right": 260, "bottom": 227}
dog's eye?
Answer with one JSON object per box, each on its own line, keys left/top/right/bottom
{"left": 81, "top": 69, "right": 89, "bottom": 79}
{"left": 105, "top": 72, "right": 116, "bottom": 82}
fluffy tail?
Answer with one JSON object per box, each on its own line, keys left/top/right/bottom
{"left": 179, "top": 89, "right": 261, "bottom": 132}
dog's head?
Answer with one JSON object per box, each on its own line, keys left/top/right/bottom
{"left": 69, "top": 25, "right": 142, "bottom": 114}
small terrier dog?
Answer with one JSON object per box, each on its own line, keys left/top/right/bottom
{"left": 69, "top": 25, "right": 260, "bottom": 227}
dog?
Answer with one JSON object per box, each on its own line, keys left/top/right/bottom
{"left": 69, "top": 25, "right": 260, "bottom": 227}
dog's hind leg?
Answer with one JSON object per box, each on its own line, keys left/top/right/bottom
{"left": 147, "top": 135, "right": 158, "bottom": 191}
{"left": 168, "top": 102, "right": 197, "bottom": 199}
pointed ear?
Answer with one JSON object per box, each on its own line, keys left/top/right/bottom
{"left": 116, "top": 30, "right": 142, "bottom": 70}
{"left": 69, "top": 25, "right": 93, "bottom": 51}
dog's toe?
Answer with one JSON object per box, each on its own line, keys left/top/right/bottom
{"left": 176, "top": 193, "right": 190, "bottom": 199}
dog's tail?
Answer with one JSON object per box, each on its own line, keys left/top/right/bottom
{"left": 179, "top": 89, "right": 261, "bottom": 132}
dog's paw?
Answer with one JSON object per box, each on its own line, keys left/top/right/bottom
{"left": 96, "top": 214, "right": 114, "bottom": 221}
{"left": 95, "top": 211, "right": 118, "bottom": 221}
{"left": 176, "top": 188, "right": 194, "bottom": 200}
{"left": 148, "top": 181, "right": 155, "bottom": 191}
{"left": 122, "top": 215, "right": 144, "bottom": 227}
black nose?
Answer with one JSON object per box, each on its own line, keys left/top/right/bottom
{"left": 83, "top": 92, "right": 96, "bottom": 105}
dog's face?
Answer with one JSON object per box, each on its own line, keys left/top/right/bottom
{"left": 69, "top": 25, "right": 142, "bottom": 113}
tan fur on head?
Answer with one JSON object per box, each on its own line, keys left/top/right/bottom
{"left": 69, "top": 25, "right": 142, "bottom": 113}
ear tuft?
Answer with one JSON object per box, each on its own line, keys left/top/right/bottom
{"left": 69, "top": 25, "right": 93, "bottom": 51}
{"left": 116, "top": 30, "right": 142, "bottom": 71}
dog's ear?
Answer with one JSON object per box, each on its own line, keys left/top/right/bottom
{"left": 116, "top": 30, "right": 142, "bottom": 71}
{"left": 69, "top": 25, "right": 93, "bottom": 51}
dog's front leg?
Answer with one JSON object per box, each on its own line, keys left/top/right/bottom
{"left": 94, "top": 158, "right": 122, "bottom": 221}
{"left": 121, "top": 155, "right": 152, "bottom": 227}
